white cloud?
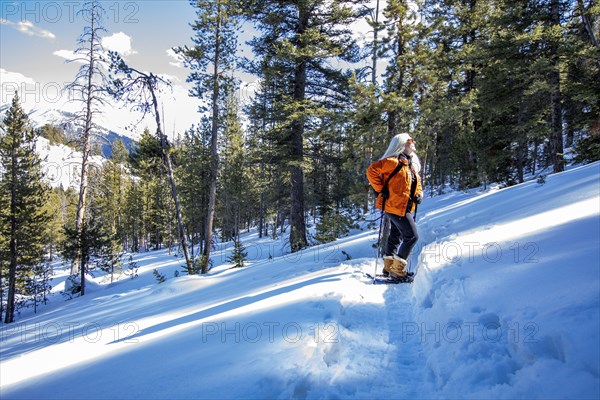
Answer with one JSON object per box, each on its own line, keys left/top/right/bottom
{"left": 0, "top": 18, "right": 56, "bottom": 39}
{"left": 158, "top": 83, "right": 204, "bottom": 133}
{"left": 101, "top": 32, "right": 136, "bottom": 56}
{"left": 53, "top": 49, "right": 80, "bottom": 62}
{"left": 0, "top": 69, "right": 73, "bottom": 114}
{"left": 166, "top": 49, "right": 184, "bottom": 68}
{"left": 0, "top": 68, "right": 36, "bottom": 86}
{"left": 97, "top": 80, "right": 203, "bottom": 139}
{"left": 1, "top": 69, "right": 36, "bottom": 104}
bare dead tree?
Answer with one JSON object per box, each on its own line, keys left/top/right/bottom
{"left": 65, "top": 0, "right": 107, "bottom": 295}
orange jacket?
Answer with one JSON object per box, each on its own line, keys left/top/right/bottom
{"left": 366, "top": 156, "right": 423, "bottom": 216}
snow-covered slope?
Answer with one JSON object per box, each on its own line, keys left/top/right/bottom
{"left": 37, "top": 136, "right": 105, "bottom": 189}
{"left": 3, "top": 106, "right": 136, "bottom": 189}
{"left": 413, "top": 162, "right": 600, "bottom": 398}
{"left": 1, "top": 162, "right": 599, "bottom": 399}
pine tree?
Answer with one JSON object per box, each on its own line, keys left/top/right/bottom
{"left": 123, "top": 178, "right": 144, "bottom": 252}
{"left": 0, "top": 94, "right": 51, "bottom": 323}
{"left": 62, "top": 167, "right": 110, "bottom": 288}
{"left": 129, "top": 129, "right": 168, "bottom": 251}
{"left": 27, "top": 258, "right": 53, "bottom": 314}
{"left": 44, "top": 188, "right": 66, "bottom": 261}
{"left": 175, "top": 0, "right": 241, "bottom": 273}
{"left": 176, "top": 124, "right": 211, "bottom": 259}
{"left": 244, "top": 67, "right": 292, "bottom": 240}
{"left": 315, "top": 207, "right": 353, "bottom": 244}
{"left": 471, "top": 0, "right": 535, "bottom": 183}
{"left": 228, "top": 237, "right": 248, "bottom": 268}
{"left": 344, "top": 76, "right": 387, "bottom": 212}
{"left": 246, "top": 0, "right": 367, "bottom": 252}
{"left": 219, "top": 92, "right": 250, "bottom": 242}
{"left": 547, "top": 0, "right": 566, "bottom": 173}
{"left": 0, "top": 211, "right": 6, "bottom": 320}
{"left": 381, "top": 0, "right": 421, "bottom": 135}
{"left": 93, "top": 141, "right": 129, "bottom": 282}
{"left": 565, "top": 0, "right": 600, "bottom": 162}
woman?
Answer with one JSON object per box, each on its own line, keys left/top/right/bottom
{"left": 366, "top": 133, "right": 423, "bottom": 280}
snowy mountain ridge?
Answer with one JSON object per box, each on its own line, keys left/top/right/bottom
{"left": 36, "top": 135, "right": 105, "bottom": 190}
{"left": 0, "top": 162, "right": 599, "bottom": 399}
{"left": 1, "top": 105, "right": 137, "bottom": 189}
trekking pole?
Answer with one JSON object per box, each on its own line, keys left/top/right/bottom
{"left": 373, "top": 209, "right": 385, "bottom": 283}
{"left": 408, "top": 203, "right": 419, "bottom": 275}
{"left": 372, "top": 195, "right": 387, "bottom": 283}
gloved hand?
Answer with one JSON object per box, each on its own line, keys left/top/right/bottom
{"left": 414, "top": 193, "right": 422, "bottom": 204}
{"left": 380, "top": 187, "right": 390, "bottom": 200}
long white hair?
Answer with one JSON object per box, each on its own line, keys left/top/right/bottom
{"left": 380, "top": 133, "right": 421, "bottom": 173}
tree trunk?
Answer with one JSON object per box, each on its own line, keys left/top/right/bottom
{"left": 202, "top": 1, "right": 222, "bottom": 274}
{"left": 273, "top": 209, "right": 279, "bottom": 240}
{"left": 421, "top": 142, "right": 429, "bottom": 188}
{"left": 190, "top": 209, "right": 196, "bottom": 258}
{"left": 72, "top": 7, "right": 99, "bottom": 296}
{"left": 371, "top": 0, "right": 380, "bottom": 86}
{"left": 167, "top": 211, "right": 173, "bottom": 254}
{"left": 565, "top": 100, "right": 575, "bottom": 149}
{"left": 289, "top": 5, "right": 309, "bottom": 253}
{"left": 577, "top": 0, "right": 599, "bottom": 49}
{"left": 4, "top": 148, "right": 18, "bottom": 323}
{"left": 0, "top": 263, "right": 4, "bottom": 321}
{"left": 148, "top": 80, "right": 192, "bottom": 273}
{"left": 532, "top": 138, "right": 539, "bottom": 175}
{"left": 549, "top": 0, "right": 565, "bottom": 173}
{"left": 155, "top": 188, "right": 160, "bottom": 250}
{"left": 258, "top": 190, "right": 264, "bottom": 239}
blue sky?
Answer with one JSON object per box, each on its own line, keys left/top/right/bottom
{"left": 1, "top": 1, "right": 195, "bottom": 84}
{"left": 1, "top": 1, "right": 213, "bottom": 135}
{"left": 1, "top": 0, "right": 381, "bottom": 136}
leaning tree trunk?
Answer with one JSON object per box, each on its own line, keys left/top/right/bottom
{"left": 148, "top": 80, "right": 192, "bottom": 273}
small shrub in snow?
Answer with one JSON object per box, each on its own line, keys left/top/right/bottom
{"left": 153, "top": 269, "right": 167, "bottom": 284}
{"left": 125, "top": 254, "right": 139, "bottom": 279}
{"left": 228, "top": 238, "right": 248, "bottom": 268}
{"left": 537, "top": 175, "right": 546, "bottom": 185}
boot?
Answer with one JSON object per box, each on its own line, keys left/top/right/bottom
{"left": 389, "top": 255, "right": 407, "bottom": 277}
{"left": 382, "top": 256, "right": 394, "bottom": 277}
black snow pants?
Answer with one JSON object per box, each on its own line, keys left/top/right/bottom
{"left": 384, "top": 212, "right": 418, "bottom": 260}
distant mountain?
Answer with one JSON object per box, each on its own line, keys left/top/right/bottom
{"left": 1, "top": 105, "right": 138, "bottom": 189}
{"left": 102, "top": 130, "right": 136, "bottom": 158}
{"left": 21, "top": 107, "right": 137, "bottom": 159}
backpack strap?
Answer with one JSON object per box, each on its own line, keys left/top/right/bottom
{"left": 381, "top": 158, "right": 404, "bottom": 211}
{"left": 384, "top": 161, "right": 403, "bottom": 189}
{"left": 406, "top": 165, "right": 418, "bottom": 214}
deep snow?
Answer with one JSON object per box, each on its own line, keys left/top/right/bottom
{"left": 1, "top": 162, "right": 599, "bottom": 399}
